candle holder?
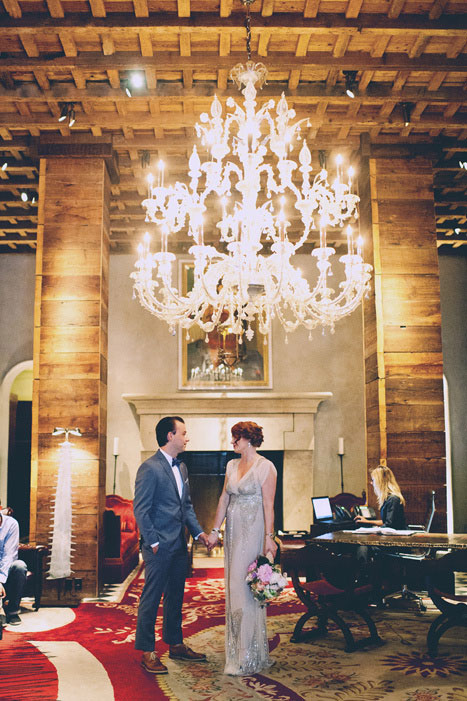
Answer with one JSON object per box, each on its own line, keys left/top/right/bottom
{"left": 112, "top": 454, "right": 118, "bottom": 495}
{"left": 337, "top": 437, "right": 345, "bottom": 493}
{"left": 338, "top": 453, "right": 344, "bottom": 493}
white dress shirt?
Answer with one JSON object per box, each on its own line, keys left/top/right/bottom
{"left": 150, "top": 450, "right": 202, "bottom": 548}
{"left": 161, "top": 448, "right": 184, "bottom": 498}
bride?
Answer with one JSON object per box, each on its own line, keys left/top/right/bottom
{"left": 207, "top": 421, "right": 278, "bottom": 676}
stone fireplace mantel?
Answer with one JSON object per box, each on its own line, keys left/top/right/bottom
{"left": 123, "top": 392, "right": 332, "bottom": 530}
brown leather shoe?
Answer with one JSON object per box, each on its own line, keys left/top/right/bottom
{"left": 168, "top": 643, "right": 207, "bottom": 662}
{"left": 141, "top": 651, "right": 168, "bottom": 674}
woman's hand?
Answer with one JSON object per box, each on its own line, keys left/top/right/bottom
{"left": 207, "top": 532, "right": 220, "bottom": 551}
{"left": 354, "top": 515, "right": 370, "bottom": 524}
{"left": 264, "top": 535, "right": 278, "bottom": 559}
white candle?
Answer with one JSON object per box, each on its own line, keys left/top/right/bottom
{"left": 113, "top": 437, "right": 119, "bottom": 455}
{"left": 338, "top": 437, "right": 344, "bottom": 455}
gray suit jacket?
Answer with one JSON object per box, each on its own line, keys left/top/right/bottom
{"left": 133, "top": 449, "right": 203, "bottom": 551}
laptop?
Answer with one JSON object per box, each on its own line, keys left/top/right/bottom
{"left": 311, "top": 496, "right": 335, "bottom": 524}
{"left": 311, "top": 496, "right": 356, "bottom": 529}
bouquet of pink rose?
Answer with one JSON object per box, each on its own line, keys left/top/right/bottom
{"left": 245, "top": 554, "right": 288, "bottom": 607}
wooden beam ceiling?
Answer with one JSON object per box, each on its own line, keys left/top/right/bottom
{"left": 0, "top": 0, "right": 465, "bottom": 251}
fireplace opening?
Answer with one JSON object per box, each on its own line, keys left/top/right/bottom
{"left": 181, "top": 450, "right": 284, "bottom": 534}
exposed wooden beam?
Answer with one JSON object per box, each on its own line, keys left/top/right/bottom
{"left": 102, "top": 33, "right": 115, "bottom": 56}
{"left": 0, "top": 107, "right": 463, "bottom": 132}
{"left": 2, "top": 0, "right": 21, "bottom": 18}
{"left": 388, "top": 0, "right": 405, "bottom": 20}
{"left": 446, "top": 37, "right": 466, "bottom": 60}
{"left": 220, "top": 0, "right": 233, "bottom": 19}
{"left": 139, "top": 29, "right": 153, "bottom": 57}
{"left": 19, "top": 33, "right": 39, "bottom": 58}
{"left": 371, "top": 36, "right": 391, "bottom": 58}
{"left": 177, "top": 0, "right": 190, "bottom": 18}
{"left": 262, "top": 0, "right": 274, "bottom": 18}
{"left": 429, "top": 0, "right": 448, "bottom": 21}
{"left": 1, "top": 80, "right": 463, "bottom": 105}
{"left": 1, "top": 52, "right": 465, "bottom": 73}
{"left": 58, "top": 31, "right": 78, "bottom": 58}
{"left": 408, "top": 35, "right": 429, "bottom": 59}
{"left": 0, "top": 13, "right": 466, "bottom": 36}
{"left": 133, "top": 0, "right": 149, "bottom": 18}
{"left": 346, "top": 0, "right": 363, "bottom": 19}
{"left": 88, "top": 0, "right": 106, "bottom": 18}
{"left": 258, "top": 31, "right": 271, "bottom": 57}
{"left": 45, "top": 0, "right": 64, "bottom": 18}
{"left": 303, "top": 0, "right": 320, "bottom": 18}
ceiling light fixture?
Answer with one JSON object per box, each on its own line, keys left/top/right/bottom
{"left": 344, "top": 71, "right": 358, "bottom": 99}
{"left": 1, "top": 161, "right": 7, "bottom": 171}
{"left": 21, "top": 191, "right": 28, "bottom": 202}
{"left": 122, "top": 80, "right": 132, "bottom": 98}
{"left": 58, "top": 103, "right": 68, "bottom": 122}
{"left": 402, "top": 102, "right": 412, "bottom": 127}
{"left": 132, "top": 0, "right": 372, "bottom": 341}
{"left": 129, "top": 71, "right": 145, "bottom": 89}
{"left": 58, "top": 103, "right": 76, "bottom": 126}
{"left": 68, "top": 103, "right": 76, "bottom": 127}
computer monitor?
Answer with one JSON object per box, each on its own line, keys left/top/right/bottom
{"left": 311, "top": 496, "right": 333, "bottom": 522}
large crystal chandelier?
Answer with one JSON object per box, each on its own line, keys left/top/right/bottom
{"left": 131, "top": 10, "right": 372, "bottom": 342}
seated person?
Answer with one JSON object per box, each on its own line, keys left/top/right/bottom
{"left": 354, "top": 465, "right": 406, "bottom": 530}
{"left": 0, "top": 508, "right": 27, "bottom": 625}
{"left": 353, "top": 466, "right": 408, "bottom": 600}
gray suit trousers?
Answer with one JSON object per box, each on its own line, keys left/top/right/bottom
{"left": 135, "top": 535, "right": 188, "bottom": 651}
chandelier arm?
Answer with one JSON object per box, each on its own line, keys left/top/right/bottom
{"left": 302, "top": 265, "right": 370, "bottom": 314}
{"left": 137, "top": 285, "right": 189, "bottom": 316}
{"left": 291, "top": 219, "right": 313, "bottom": 252}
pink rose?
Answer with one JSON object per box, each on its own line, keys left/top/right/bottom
{"left": 247, "top": 560, "right": 257, "bottom": 573}
{"left": 257, "top": 563, "right": 273, "bottom": 583}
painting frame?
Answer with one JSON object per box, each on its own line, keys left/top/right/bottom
{"left": 178, "top": 261, "right": 272, "bottom": 390}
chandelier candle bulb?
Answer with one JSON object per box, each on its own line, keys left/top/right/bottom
{"left": 113, "top": 437, "right": 119, "bottom": 456}
{"left": 338, "top": 437, "right": 345, "bottom": 455}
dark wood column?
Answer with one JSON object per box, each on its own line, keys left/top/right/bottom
{"left": 30, "top": 137, "right": 115, "bottom": 600}
{"left": 361, "top": 143, "right": 446, "bottom": 530}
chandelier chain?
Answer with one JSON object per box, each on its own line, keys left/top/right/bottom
{"left": 245, "top": 3, "right": 252, "bottom": 61}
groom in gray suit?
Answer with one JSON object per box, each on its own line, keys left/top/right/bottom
{"left": 134, "top": 416, "right": 209, "bottom": 674}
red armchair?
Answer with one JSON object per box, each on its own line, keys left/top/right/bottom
{"left": 103, "top": 495, "right": 140, "bottom": 584}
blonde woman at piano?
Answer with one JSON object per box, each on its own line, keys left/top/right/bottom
{"left": 355, "top": 465, "right": 407, "bottom": 530}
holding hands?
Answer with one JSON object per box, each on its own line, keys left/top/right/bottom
{"left": 207, "top": 528, "right": 221, "bottom": 552}
{"left": 197, "top": 532, "right": 210, "bottom": 547}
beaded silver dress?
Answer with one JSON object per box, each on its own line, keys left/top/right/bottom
{"left": 223, "top": 455, "right": 276, "bottom": 676}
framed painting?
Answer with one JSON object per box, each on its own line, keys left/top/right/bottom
{"left": 178, "top": 262, "right": 272, "bottom": 390}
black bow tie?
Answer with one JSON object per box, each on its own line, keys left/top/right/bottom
{"left": 172, "top": 458, "right": 181, "bottom": 468}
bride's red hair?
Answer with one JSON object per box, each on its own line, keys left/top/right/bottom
{"left": 231, "top": 421, "right": 264, "bottom": 447}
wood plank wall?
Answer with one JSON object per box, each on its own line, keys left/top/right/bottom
{"left": 31, "top": 153, "right": 110, "bottom": 599}
{"left": 362, "top": 151, "right": 447, "bottom": 531}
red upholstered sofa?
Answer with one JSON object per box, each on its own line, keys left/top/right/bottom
{"left": 103, "top": 495, "right": 140, "bottom": 583}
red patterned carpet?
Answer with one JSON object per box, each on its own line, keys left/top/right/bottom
{"left": 1, "top": 566, "right": 466, "bottom": 700}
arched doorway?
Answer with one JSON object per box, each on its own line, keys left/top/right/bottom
{"left": 0, "top": 360, "right": 33, "bottom": 539}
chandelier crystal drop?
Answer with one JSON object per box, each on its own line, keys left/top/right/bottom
{"left": 131, "top": 61, "right": 372, "bottom": 341}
